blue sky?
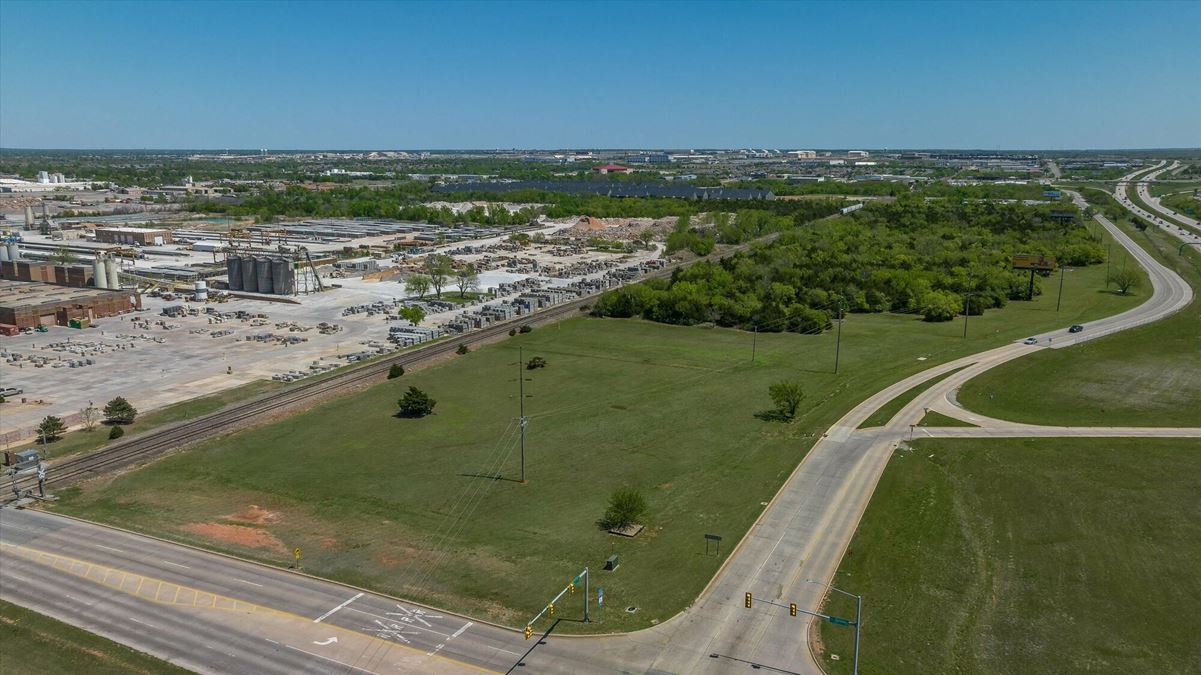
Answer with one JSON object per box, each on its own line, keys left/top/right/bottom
{"left": 1, "top": 0, "right": 1198, "bottom": 149}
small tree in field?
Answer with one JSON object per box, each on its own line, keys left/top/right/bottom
{"left": 456, "top": 343, "right": 469, "bottom": 355}
{"left": 80, "top": 403, "right": 100, "bottom": 431}
{"left": 526, "top": 356, "right": 547, "bottom": 370}
{"left": 398, "top": 305, "right": 425, "bottom": 325}
{"left": 104, "top": 397, "right": 137, "bottom": 424}
{"left": 1110, "top": 267, "right": 1140, "bottom": 295}
{"left": 38, "top": 415, "right": 66, "bottom": 442}
{"left": 600, "top": 487, "right": 648, "bottom": 531}
{"left": 768, "top": 381, "right": 805, "bottom": 421}
{"left": 397, "top": 387, "right": 436, "bottom": 418}
{"left": 388, "top": 364, "right": 405, "bottom": 379}
{"left": 109, "top": 425, "right": 125, "bottom": 440}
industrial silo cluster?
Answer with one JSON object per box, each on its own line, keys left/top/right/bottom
{"left": 226, "top": 254, "right": 296, "bottom": 295}
{"left": 0, "top": 241, "right": 20, "bottom": 262}
{"left": 92, "top": 254, "right": 122, "bottom": 290}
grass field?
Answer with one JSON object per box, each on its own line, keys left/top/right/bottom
{"left": 0, "top": 599, "right": 189, "bottom": 674}
{"left": 32, "top": 379, "right": 285, "bottom": 462}
{"left": 858, "top": 366, "right": 967, "bottom": 429}
{"left": 958, "top": 218, "right": 1201, "bottom": 427}
{"left": 917, "top": 410, "right": 976, "bottom": 427}
{"left": 818, "top": 437, "right": 1201, "bottom": 675}
{"left": 48, "top": 255, "right": 1144, "bottom": 634}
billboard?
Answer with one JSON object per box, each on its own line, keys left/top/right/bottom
{"left": 1012, "top": 254, "right": 1057, "bottom": 271}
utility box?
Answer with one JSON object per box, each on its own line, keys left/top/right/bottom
{"left": 604, "top": 555, "right": 619, "bottom": 571}
{"left": 3, "top": 449, "right": 39, "bottom": 471}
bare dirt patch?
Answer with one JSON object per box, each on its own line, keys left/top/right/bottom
{"left": 222, "top": 504, "right": 281, "bottom": 525}
{"left": 181, "top": 522, "right": 287, "bottom": 553}
{"left": 320, "top": 537, "right": 339, "bottom": 550}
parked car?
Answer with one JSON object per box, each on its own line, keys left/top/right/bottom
{"left": 1023, "top": 337, "right": 1038, "bottom": 345}
{"left": 1069, "top": 324, "right": 1084, "bottom": 333}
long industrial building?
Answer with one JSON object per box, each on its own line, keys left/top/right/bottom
{"left": 0, "top": 279, "right": 141, "bottom": 328}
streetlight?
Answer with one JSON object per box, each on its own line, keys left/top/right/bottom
{"left": 805, "top": 579, "right": 862, "bottom": 675}
{"left": 1055, "top": 266, "right": 1073, "bottom": 312}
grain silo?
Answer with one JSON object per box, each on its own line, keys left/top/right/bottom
{"left": 255, "top": 257, "right": 274, "bottom": 295}
{"left": 272, "top": 258, "right": 292, "bottom": 295}
{"left": 226, "top": 256, "right": 243, "bottom": 291}
{"left": 240, "top": 254, "right": 258, "bottom": 292}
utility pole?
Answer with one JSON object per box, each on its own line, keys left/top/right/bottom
{"left": 518, "top": 346, "right": 527, "bottom": 483}
{"left": 834, "top": 299, "right": 843, "bottom": 374}
{"left": 751, "top": 325, "right": 757, "bottom": 363}
{"left": 1105, "top": 243, "right": 1112, "bottom": 287}
{"left": 1056, "top": 267, "right": 1067, "bottom": 312}
{"left": 962, "top": 292, "right": 971, "bottom": 339}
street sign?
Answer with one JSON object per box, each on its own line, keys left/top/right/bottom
{"left": 827, "top": 615, "right": 854, "bottom": 626}
{"left": 703, "top": 533, "right": 722, "bottom": 541}
{"left": 293, "top": 547, "right": 302, "bottom": 561}
{"left": 597, "top": 587, "right": 604, "bottom": 607}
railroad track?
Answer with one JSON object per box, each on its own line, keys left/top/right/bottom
{"left": 5, "top": 237, "right": 773, "bottom": 500}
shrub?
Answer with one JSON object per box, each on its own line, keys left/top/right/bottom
{"left": 509, "top": 328, "right": 517, "bottom": 336}
{"left": 600, "top": 487, "right": 648, "bottom": 531}
{"left": 456, "top": 343, "right": 469, "bottom": 355}
{"left": 109, "top": 425, "right": 125, "bottom": 440}
{"left": 388, "top": 363, "right": 404, "bottom": 379}
{"left": 519, "top": 324, "right": 533, "bottom": 334}
{"left": 526, "top": 356, "right": 547, "bottom": 370}
{"left": 397, "top": 387, "right": 436, "bottom": 418}
{"left": 103, "top": 396, "right": 138, "bottom": 424}
{"left": 38, "top": 415, "right": 66, "bottom": 441}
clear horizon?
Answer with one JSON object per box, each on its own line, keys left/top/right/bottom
{"left": 2, "top": 0, "right": 1199, "bottom": 150}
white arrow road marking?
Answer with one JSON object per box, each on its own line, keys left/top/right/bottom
{"left": 313, "top": 637, "right": 338, "bottom": 646}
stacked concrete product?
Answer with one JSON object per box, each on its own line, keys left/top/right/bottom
{"left": 240, "top": 254, "right": 258, "bottom": 292}
{"left": 255, "top": 257, "right": 273, "bottom": 294}
{"left": 272, "top": 258, "right": 292, "bottom": 295}
{"left": 105, "top": 257, "right": 120, "bottom": 289}
{"left": 226, "top": 256, "right": 243, "bottom": 291}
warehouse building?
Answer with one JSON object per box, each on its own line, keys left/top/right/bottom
{"left": 0, "top": 280, "right": 141, "bottom": 328}
{"left": 94, "top": 227, "right": 173, "bottom": 246}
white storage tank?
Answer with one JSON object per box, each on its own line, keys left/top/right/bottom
{"left": 194, "top": 280, "right": 208, "bottom": 301}
{"left": 93, "top": 255, "right": 109, "bottom": 289}
{"left": 7, "top": 243, "right": 19, "bottom": 262}
{"left": 0, "top": 245, "right": 8, "bottom": 263}
{"left": 105, "top": 257, "right": 120, "bottom": 289}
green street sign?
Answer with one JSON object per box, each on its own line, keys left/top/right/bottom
{"left": 827, "top": 616, "right": 854, "bottom": 626}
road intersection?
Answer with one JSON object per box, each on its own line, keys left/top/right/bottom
{"left": 2, "top": 185, "right": 1198, "bottom": 675}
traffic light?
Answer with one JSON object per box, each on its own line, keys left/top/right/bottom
{"left": 569, "top": 582, "right": 575, "bottom": 594}
{"left": 790, "top": 603, "right": 797, "bottom": 617}
{"left": 745, "top": 592, "right": 752, "bottom": 608}
{"left": 548, "top": 603, "right": 555, "bottom": 617}
{"left": 524, "top": 625, "right": 533, "bottom": 640}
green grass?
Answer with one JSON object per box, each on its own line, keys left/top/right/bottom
{"left": 33, "top": 379, "right": 285, "bottom": 462}
{"left": 858, "top": 366, "right": 967, "bottom": 429}
{"left": 49, "top": 255, "right": 1143, "bottom": 634}
{"left": 959, "top": 218, "right": 1201, "bottom": 427}
{"left": 0, "top": 599, "right": 190, "bottom": 674}
{"left": 819, "top": 437, "right": 1201, "bottom": 675}
{"left": 917, "top": 410, "right": 976, "bottom": 427}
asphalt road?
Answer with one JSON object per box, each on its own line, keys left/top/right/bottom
{"left": 1, "top": 188, "right": 1197, "bottom": 675}
{"left": 1116, "top": 161, "right": 1201, "bottom": 240}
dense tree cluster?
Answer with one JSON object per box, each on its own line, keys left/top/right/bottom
{"left": 593, "top": 194, "right": 1103, "bottom": 328}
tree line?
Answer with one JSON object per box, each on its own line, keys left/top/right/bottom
{"left": 592, "top": 193, "right": 1104, "bottom": 329}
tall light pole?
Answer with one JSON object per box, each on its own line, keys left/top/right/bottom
{"left": 1055, "top": 267, "right": 1072, "bottom": 312}
{"left": 834, "top": 299, "right": 844, "bottom": 374}
{"left": 806, "top": 579, "right": 862, "bottom": 675}
{"left": 518, "top": 346, "right": 526, "bottom": 483}
{"left": 962, "top": 292, "right": 971, "bottom": 339}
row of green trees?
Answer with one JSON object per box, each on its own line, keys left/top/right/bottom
{"left": 593, "top": 194, "right": 1102, "bottom": 328}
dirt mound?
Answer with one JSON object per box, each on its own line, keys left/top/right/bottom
{"left": 222, "top": 505, "right": 281, "bottom": 525}
{"left": 182, "top": 523, "right": 287, "bottom": 553}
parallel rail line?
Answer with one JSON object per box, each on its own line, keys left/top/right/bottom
{"left": 4, "top": 234, "right": 776, "bottom": 500}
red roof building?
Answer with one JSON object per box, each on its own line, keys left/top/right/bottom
{"left": 593, "top": 164, "right": 631, "bottom": 174}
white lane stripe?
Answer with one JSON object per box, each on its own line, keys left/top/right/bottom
{"left": 283, "top": 644, "right": 378, "bottom": 674}
{"left": 128, "top": 617, "right": 154, "bottom": 627}
{"left": 234, "top": 578, "right": 264, "bottom": 587}
{"left": 313, "top": 592, "right": 363, "bottom": 623}
{"left": 94, "top": 544, "right": 124, "bottom": 553}
{"left": 450, "top": 622, "right": 472, "bottom": 639}
{"left": 161, "top": 560, "right": 190, "bottom": 569}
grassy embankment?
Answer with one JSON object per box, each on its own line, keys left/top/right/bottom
{"left": 50, "top": 255, "right": 1142, "bottom": 634}
{"left": 818, "top": 437, "right": 1201, "bottom": 675}
{"left": 32, "top": 380, "right": 285, "bottom": 462}
{"left": 0, "top": 599, "right": 189, "bottom": 675}
{"left": 958, "top": 207, "right": 1201, "bottom": 426}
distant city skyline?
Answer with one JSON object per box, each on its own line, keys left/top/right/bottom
{"left": 1, "top": 0, "right": 1198, "bottom": 150}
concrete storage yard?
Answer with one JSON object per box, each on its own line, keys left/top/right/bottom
{"left": 0, "top": 219, "right": 662, "bottom": 444}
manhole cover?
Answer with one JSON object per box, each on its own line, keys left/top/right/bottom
{"left": 625, "top": 606, "right": 639, "bottom": 613}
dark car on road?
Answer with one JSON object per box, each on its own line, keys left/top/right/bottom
{"left": 1069, "top": 324, "right": 1084, "bottom": 333}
